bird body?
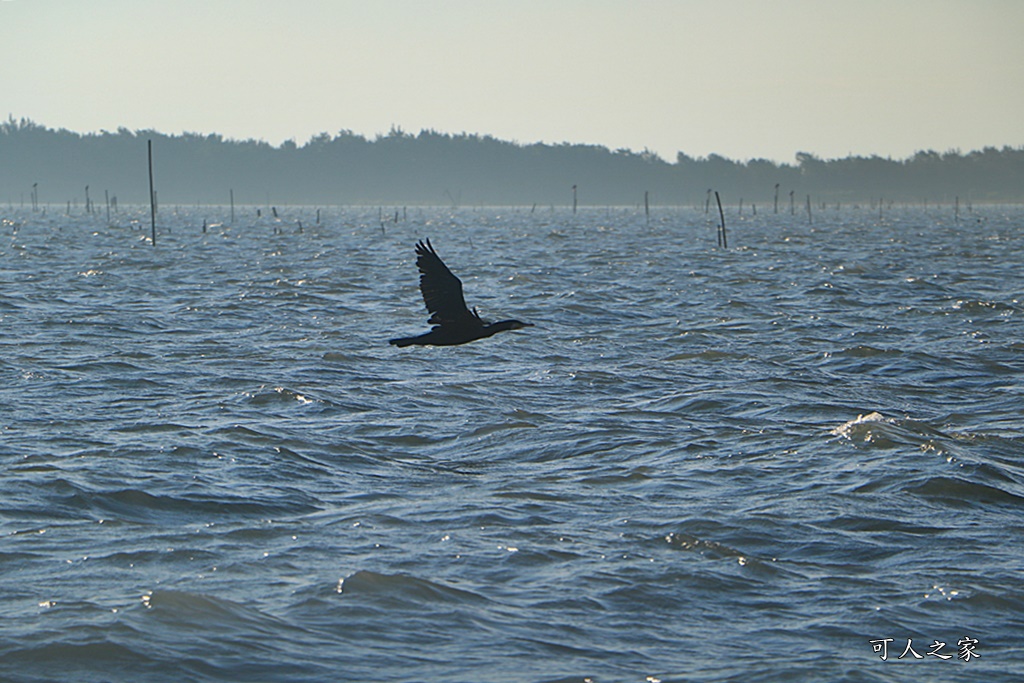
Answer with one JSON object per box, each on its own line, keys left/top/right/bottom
{"left": 390, "top": 318, "right": 530, "bottom": 347}
{"left": 390, "top": 239, "right": 532, "bottom": 347}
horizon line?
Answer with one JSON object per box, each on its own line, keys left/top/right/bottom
{"left": 6, "top": 114, "right": 1022, "bottom": 167}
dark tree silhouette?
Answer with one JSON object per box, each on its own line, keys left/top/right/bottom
{"left": 1, "top": 116, "right": 1021, "bottom": 207}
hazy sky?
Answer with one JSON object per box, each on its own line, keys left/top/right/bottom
{"left": 1, "top": 0, "right": 1021, "bottom": 163}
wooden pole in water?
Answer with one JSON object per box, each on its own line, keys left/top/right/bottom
{"left": 715, "top": 191, "right": 728, "bottom": 248}
{"left": 954, "top": 195, "right": 960, "bottom": 223}
{"left": 230, "top": 188, "right": 235, "bottom": 224}
{"left": 572, "top": 185, "right": 577, "bottom": 214}
{"left": 774, "top": 183, "right": 779, "bottom": 214}
{"left": 806, "top": 195, "right": 812, "bottom": 224}
{"left": 148, "top": 139, "right": 156, "bottom": 246}
{"left": 644, "top": 191, "right": 650, "bottom": 224}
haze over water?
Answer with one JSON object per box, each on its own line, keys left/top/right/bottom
{"left": 1, "top": 204, "right": 1022, "bottom": 682}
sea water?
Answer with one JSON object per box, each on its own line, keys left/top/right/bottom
{"left": 1, "top": 204, "right": 1022, "bottom": 682}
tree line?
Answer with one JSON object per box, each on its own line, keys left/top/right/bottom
{"left": 2, "top": 116, "right": 1021, "bottom": 209}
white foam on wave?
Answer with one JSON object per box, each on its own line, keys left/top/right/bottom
{"left": 830, "top": 411, "right": 889, "bottom": 439}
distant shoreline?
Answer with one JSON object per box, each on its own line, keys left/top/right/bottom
{"left": 3, "top": 118, "right": 1022, "bottom": 206}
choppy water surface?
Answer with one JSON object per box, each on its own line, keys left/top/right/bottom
{"left": 1, "top": 204, "right": 1023, "bottom": 682}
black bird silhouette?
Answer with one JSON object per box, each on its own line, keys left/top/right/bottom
{"left": 389, "top": 239, "right": 533, "bottom": 347}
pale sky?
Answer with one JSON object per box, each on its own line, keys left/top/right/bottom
{"left": 1, "top": 0, "right": 1021, "bottom": 163}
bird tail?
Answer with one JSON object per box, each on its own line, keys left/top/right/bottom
{"left": 389, "top": 336, "right": 417, "bottom": 347}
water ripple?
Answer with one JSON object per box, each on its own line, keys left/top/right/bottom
{"left": 1, "top": 206, "right": 1022, "bottom": 681}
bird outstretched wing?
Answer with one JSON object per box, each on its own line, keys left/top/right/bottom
{"left": 415, "top": 239, "right": 481, "bottom": 326}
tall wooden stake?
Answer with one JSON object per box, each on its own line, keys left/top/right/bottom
{"left": 715, "top": 191, "right": 728, "bottom": 248}
{"left": 148, "top": 139, "right": 157, "bottom": 246}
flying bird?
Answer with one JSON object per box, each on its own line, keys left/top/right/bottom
{"left": 389, "top": 239, "right": 533, "bottom": 347}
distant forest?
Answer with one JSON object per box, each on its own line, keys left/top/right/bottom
{"left": 2, "top": 117, "right": 1022, "bottom": 208}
